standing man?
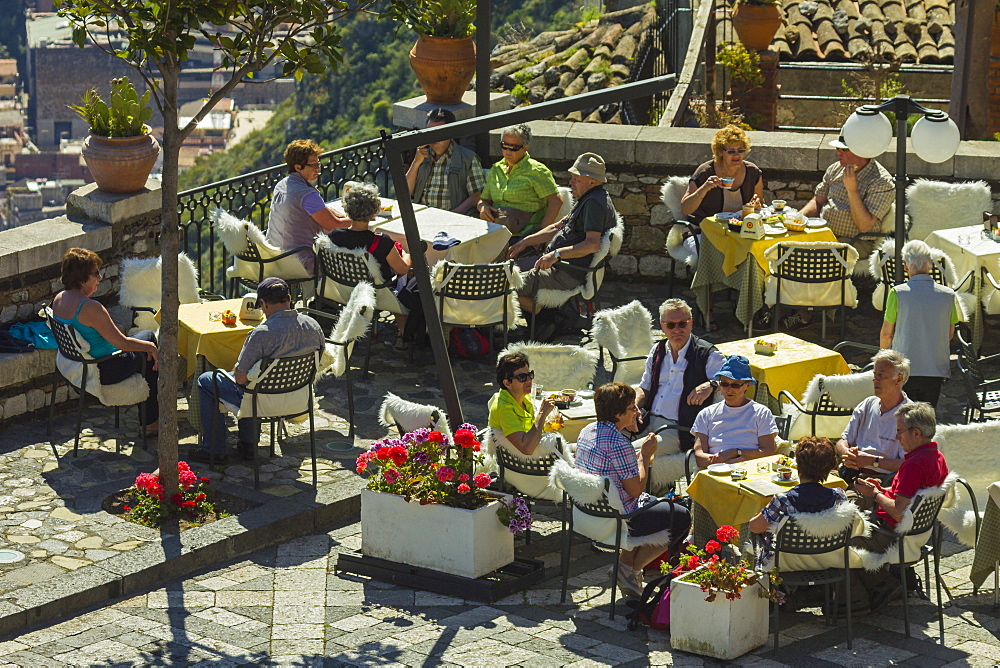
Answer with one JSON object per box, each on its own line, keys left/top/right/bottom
{"left": 405, "top": 108, "right": 485, "bottom": 215}
{"left": 836, "top": 349, "right": 911, "bottom": 486}
{"left": 190, "top": 278, "right": 325, "bottom": 464}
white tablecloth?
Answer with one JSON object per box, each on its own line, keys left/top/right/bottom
{"left": 372, "top": 201, "right": 511, "bottom": 266}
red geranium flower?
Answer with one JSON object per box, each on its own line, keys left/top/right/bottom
{"left": 705, "top": 540, "right": 721, "bottom": 554}
{"left": 123, "top": 505, "right": 131, "bottom": 511}
{"left": 181, "top": 500, "right": 196, "bottom": 508}
{"left": 474, "top": 473, "right": 491, "bottom": 488}
{"left": 436, "top": 467, "right": 455, "bottom": 483}
{"left": 428, "top": 431, "right": 444, "bottom": 443}
{"left": 195, "top": 493, "right": 206, "bottom": 502}
{"left": 716, "top": 525, "right": 739, "bottom": 544}
{"left": 457, "top": 483, "right": 471, "bottom": 494}
{"left": 388, "top": 445, "right": 408, "bottom": 466}
{"left": 375, "top": 446, "right": 392, "bottom": 461}
{"left": 473, "top": 444, "right": 481, "bottom": 452}
{"left": 458, "top": 473, "right": 469, "bottom": 482}
{"left": 200, "top": 476, "right": 211, "bottom": 484}
{"left": 171, "top": 494, "right": 184, "bottom": 506}
{"left": 178, "top": 461, "right": 191, "bottom": 472}
{"left": 454, "top": 429, "right": 478, "bottom": 448}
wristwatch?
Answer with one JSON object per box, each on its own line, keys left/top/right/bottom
{"left": 552, "top": 249, "right": 562, "bottom": 261}
{"left": 873, "top": 455, "right": 882, "bottom": 468}
{"left": 736, "top": 449, "right": 743, "bottom": 458}
{"left": 709, "top": 380, "right": 719, "bottom": 390}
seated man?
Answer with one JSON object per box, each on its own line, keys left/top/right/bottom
{"left": 508, "top": 152, "right": 617, "bottom": 340}
{"left": 191, "top": 278, "right": 325, "bottom": 464}
{"left": 405, "top": 107, "right": 485, "bottom": 215}
{"left": 836, "top": 349, "right": 911, "bottom": 486}
{"left": 848, "top": 401, "right": 948, "bottom": 611}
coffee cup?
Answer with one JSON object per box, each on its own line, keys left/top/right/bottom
{"left": 778, "top": 466, "right": 793, "bottom": 481}
{"left": 719, "top": 176, "right": 735, "bottom": 188}
{"left": 534, "top": 385, "right": 544, "bottom": 400}
{"left": 561, "top": 389, "right": 577, "bottom": 403}
{"left": 772, "top": 199, "right": 786, "bottom": 211}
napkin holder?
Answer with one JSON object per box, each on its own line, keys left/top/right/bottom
{"left": 740, "top": 213, "right": 765, "bottom": 239}
{"left": 239, "top": 293, "right": 264, "bottom": 321}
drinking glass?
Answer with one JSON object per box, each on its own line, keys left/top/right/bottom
{"left": 208, "top": 311, "right": 222, "bottom": 322}
{"left": 534, "top": 384, "right": 544, "bottom": 400}
{"left": 958, "top": 234, "right": 971, "bottom": 247}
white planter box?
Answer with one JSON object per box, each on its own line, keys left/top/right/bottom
{"left": 669, "top": 565, "right": 769, "bottom": 660}
{"left": 360, "top": 488, "right": 515, "bottom": 579}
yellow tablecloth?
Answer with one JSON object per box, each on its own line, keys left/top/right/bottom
{"left": 687, "top": 454, "right": 847, "bottom": 528}
{"left": 176, "top": 298, "right": 255, "bottom": 378}
{"left": 701, "top": 217, "right": 839, "bottom": 277}
{"left": 716, "top": 333, "right": 850, "bottom": 404}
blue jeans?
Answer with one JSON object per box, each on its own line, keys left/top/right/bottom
{"left": 197, "top": 371, "right": 259, "bottom": 454}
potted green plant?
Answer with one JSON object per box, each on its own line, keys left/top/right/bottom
{"left": 382, "top": 0, "right": 477, "bottom": 105}
{"left": 731, "top": 0, "right": 784, "bottom": 52}
{"left": 69, "top": 76, "right": 160, "bottom": 194}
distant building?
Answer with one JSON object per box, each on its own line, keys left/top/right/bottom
{"left": 2, "top": 178, "right": 84, "bottom": 230}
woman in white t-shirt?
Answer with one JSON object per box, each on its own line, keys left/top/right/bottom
{"left": 691, "top": 355, "right": 778, "bottom": 469}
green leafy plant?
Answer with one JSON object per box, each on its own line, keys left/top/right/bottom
{"left": 511, "top": 83, "right": 530, "bottom": 102}
{"left": 579, "top": 3, "right": 601, "bottom": 23}
{"left": 123, "top": 461, "right": 215, "bottom": 528}
{"left": 68, "top": 76, "right": 153, "bottom": 137}
{"left": 382, "top": 0, "right": 476, "bottom": 38}
{"left": 717, "top": 42, "right": 763, "bottom": 88}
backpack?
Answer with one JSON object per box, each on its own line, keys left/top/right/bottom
{"left": 626, "top": 571, "right": 674, "bottom": 631}
{"left": 449, "top": 327, "right": 489, "bottom": 358}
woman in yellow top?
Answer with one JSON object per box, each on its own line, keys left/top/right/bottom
{"left": 488, "top": 352, "right": 556, "bottom": 455}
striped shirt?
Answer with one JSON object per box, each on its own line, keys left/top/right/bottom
{"left": 481, "top": 155, "right": 559, "bottom": 230}
{"left": 815, "top": 159, "right": 894, "bottom": 241}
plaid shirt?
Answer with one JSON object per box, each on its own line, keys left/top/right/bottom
{"left": 815, "top": 159, "right": 894, "bottom": 241}
{"left": 481, "top": 154, "right": 559, "bottom": 229}
{"left": 756, "top": 484, "right": 847, "bottom": 570}
{"left": 575, "top": 421, "right": 643, "bottom": 514}
{"left": 419, "top": 142, "right": 486, "bottom": 211}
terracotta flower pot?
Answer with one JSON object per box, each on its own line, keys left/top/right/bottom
{"left": 409, "top": 35, "right": 476, "bottom": 106}
{"left": 732, "top": 3, "right": 783, "bottom": 52}
{"left": 82, "top": 132, "right": 160, "bottom": 194}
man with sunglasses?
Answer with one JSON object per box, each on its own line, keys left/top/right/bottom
{"left": 405, "top": 108, "right": 485, "bottom": 215}
{"left": 635, "top": 299, "right": 725, "bottom": 479}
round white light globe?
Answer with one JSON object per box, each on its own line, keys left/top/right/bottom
{"left": 911, "top": 116, "right": 960, "bottom": 163}
{"left": 842, "top": 111, "right": 893, "bottom": 158}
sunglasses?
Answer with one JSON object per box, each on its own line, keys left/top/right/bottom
{"left": 509, "top": 370, "right": 535, "bottom": 383}
{"left": 660, "top": 319, "right": 691, "bottom": 330}
{"left": 725, "top": 148, "right": 748, "bottom": 155}
{"left": 500, "top": 142, "right": 524, "bottom": 152}
{"left": 718, "top": 380, "right": 747, "bottom": 388}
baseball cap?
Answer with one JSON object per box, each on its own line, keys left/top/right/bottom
{"left": 829, "top": 134, "right": 850, "bottom": 150}
{"left": 256, "top": 277, "right": 290, "bottom": 304}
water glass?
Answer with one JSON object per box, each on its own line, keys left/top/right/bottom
{"left": 208, "top": 311, "right": 222, "bottom": 322}
{"left": 534, "top": 384, "right": 544, "bottom": 400}
{"left": 958, "top": 234, "right": 970, "bottom": 246}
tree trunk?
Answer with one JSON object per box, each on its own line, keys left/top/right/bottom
{"left": 157, "top": 57, "right": 182, "bottom": 496}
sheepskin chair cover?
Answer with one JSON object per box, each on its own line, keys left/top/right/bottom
{"left": 498, "top": 342, "right": 599, "bottom": 392}
{"left": 486, "top": 428, "right": 569, "bottom": 502}
{"left": 378, "top": 392, "right": 452, "bottom": 439}
{"left": 324, "top": 282, "right": 376, "bottom": 378}
{"left": 867, "top": 240, "right": 972, "bottom": 318}
{"left": 662, "top": 176, "right": 700, "bottom": 274}
{"left": 118, "top": 254, "right": 202, "bottom": 332}
{"left": 430, "top": 260, "right": 523, "bottom": 329}
{"left": 313, "top": 236, "right": 404, "bottom": 315}
{"left": 763, "top": 501, "right": 868, "bottom": 572}
{"left": 935, "top": 421, "right": 996, "bottom": 540}
{"left": 590, "top": 300, "right": 654, "bottom": 385}
{"left": 905, "top": 179, "right": 992, "bottom": 242}
{"left": 785, "top": 371, "right": 873, "bottom": 441}
{"left": 533, "top": 216, "right": 625, "bottom": 309}
{"left": 211, "top": 208, "right": 312, "bottom": 285}
{"left": 764, "top": 241, "right": 859, "bottom": 308}
{"left": 556, "top": 186, "right": 574, "bottom": 220}
{"left": 549, "top": 459, "right": 674, "bottom": 549}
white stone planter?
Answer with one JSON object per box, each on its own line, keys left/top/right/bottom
{"left": 669, "top": 565, "right": 769, "bottom": 660}
{"left": 360, "top": 488, "right": 515, "bottom": 579}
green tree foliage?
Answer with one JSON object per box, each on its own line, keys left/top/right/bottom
{"left": 0, "top": 0, "right": 26, "bottom": 77}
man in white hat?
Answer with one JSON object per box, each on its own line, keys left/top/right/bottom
{"left": 801, "top": 134, "right": 894, "bottom": 259}
{"left": 508, "top": 152, "right": 618, "bottom": 327}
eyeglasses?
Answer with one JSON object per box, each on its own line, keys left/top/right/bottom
{"left": 90, "top": 271, "right": 103, "bottom": 279}
{"left": 895, "top": 427, "right": 912, "bottom": 435}
{"left": 305, "top": 161, "right": 321, "bottom": 168}
{"left": 509, "top": 370, "right": 535, "bottom": 383}
{"left": 718, "top": 380, "right": 747, "bottom": 388}
{"left": 660, "top": 319, "right": 691, "bottom": 330}
{"left": 725, "top": 148, "right": 748, "bottom": 155}
{"left": 500, "top": 142, "right": 524, "bottom": 152}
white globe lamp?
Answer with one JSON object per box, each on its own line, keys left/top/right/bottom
{"left": 911, "top": 115, "right": 961, "bottom": 164}
{"left": 842, "top": 111, "right": 893, "bottom": 159}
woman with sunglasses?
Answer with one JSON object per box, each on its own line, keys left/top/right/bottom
{"left": 691, "top": 355, "right": 777, "bottom": 469}
{"left": 477, "top": 124, "right": 563, "bottom": 238}
{"left": 680, "top": 125, "right": 765, "bottom": 226}
{"left": 488, "top": 352, "right": 556, "bottom": 456}
{"left": 50, "top": 248, "right": 160, "bottom": 435}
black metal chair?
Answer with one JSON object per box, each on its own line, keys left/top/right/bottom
{"left": 493, "top": 431, "right": 567, "bottom": 545}
{"left": 769, "top": 242, "right": 855, "bottom": 341}
{"left": 432, "top": 260, "right": 520, "bottom": 351}
{"left": 955, "top": 329, "right": 1000, "bottom": 423}
{"left": 47, "top": 314, "right": 148, "bottom": 457}
{"left": 778, "top": 384, "right": 856, "bottom": 440}
{"left": 873, "top": 247, "right": 973, "bottom": 311}
{"left": 229, "top": 233, "right": 313, "bottom": 299}
{"left": 771, "top": 512, "right": 856, "bottom": 650}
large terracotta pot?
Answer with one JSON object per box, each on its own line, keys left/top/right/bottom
{"left": 409, "top": 35, "right": 476, "bottom": 105}
{"left": 731, "top": 3, "right": 783, "bottom": 52}
{"left": 82, "top": 132, "right": 160, "bottom": 194}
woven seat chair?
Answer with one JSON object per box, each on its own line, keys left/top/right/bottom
{"left": 869, "top": 241, "right": 974, "bottom": 312}
{"left": 955, "top": 330, "right": 1000, "bottom": 423}
{"left": 777, "top": 371, "right": 872, "bottom": 441}
{"left": 47, "top": 313, "right": 150, "bottom": 457}
{"left": 490, "top": 429, "right": 568, "bottom": 544}
{"left": 764, "top": 241, "right": 859, "bottom": 341}
{"left": 431, "top": 260, "right": 522, "bottom": 351}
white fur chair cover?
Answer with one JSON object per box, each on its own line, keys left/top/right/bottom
{"left": 549, "top": 459, "right": 674, "bottom": 549}
{"left": 430, "top": 260, "right": 523, "bottom": 328}
{"left": 784, "top": 371, "right": 873, "bottom": 441}
{"left": 590, "top": 300, "right": 654, "bottom": 385}
{"left": 378, "top": 392, "right": 452, "bottom": 439}
{"left": 935, "top": 422, "right": 997, "bottom": 521}
{"left": 764, "top": 501, "right": 869, "bottom": 572}
{"left": 533, "top": 217, "right": 625, "bottom": 309}
{"left": 486, "top": 428, "right": 570, "bottom": 502}
{"left": 662, "top": 176, "right": 699, "bottom": 273}
{"left": 764, "top": 241, "right": 859, "bottom": 308}
{"left": 556, "top": 186, "right": 574, "bottom": 220}
{"left": 497, "top": 342, "right": 599, "bottom": 392}
{"left": 211, "top": 208, "right": 313, "bottom": 287}
{"left": 313, "top": 236, "right": 405, "bottom": 315}
{"left": 232, "top": 352, "right": 319, "bottom": 420}
{"left": 905, "top": 179, "right": 992, "bottom": 243}
{"left": 867, "top": 240, "right": 973, "bottom": 318}
{"left": 325, "top": 282, "right": 376, "bottom": 378}
{"left": 118, "top": 254, "right": 203, "bottom": 333}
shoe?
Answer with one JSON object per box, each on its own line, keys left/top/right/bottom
{"left": 611, "top": 563, "right": 643, "bottom": 597}
{"left": 188, "top": 448, "right": 229, "bottom": 465}
{"left": 869, "top": 578, "right": 903, "bottom": 611}
{"left": 753, "top": 309, "right": 773, "bottom": 330}
{"left": 392, "top": 337, "right": 409, "bottom": 352}
{"left": 780, "top": 312, "right": 812, "bottom": 332}
{"left": 237, "top": 440, "right": 255, "bottom": 461}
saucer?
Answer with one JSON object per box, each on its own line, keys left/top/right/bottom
{"left": 771, "top": 472, "right": 798, "bottom": 484}
{"left": 577, "top": 390, "right": 594, "bottom": 400}
{"left": 764, "top": 224, "right": 786, "bottom": 236}
{"left": 806, "top": 218, "right": 827, "bottom": 228}
{"left": 708, "top": 463, "right": 734, "bottom": 475}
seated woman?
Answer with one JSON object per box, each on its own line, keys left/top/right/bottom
{"left": 748, "top": 437, "right": 848, "bottom": 570}
{"left": 575, "top": 382, "right": 692, "bottom": 596}
{"left": 691, "top": 355, "right": 777, "bottom": 469}
{"left": 51, "top": 248, "right": 160, "bottom": 433}
{"left": 680, "top": 125, "right": 765, "bottom": 226}
{"left": 487, "top": 352, "right": 556, "bottom": 456}
{"left": 328, "top": 182, "right": 414, "bottom": 350}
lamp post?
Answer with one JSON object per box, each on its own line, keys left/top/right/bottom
{"left": 841, "top": 95, "right": 961, "bottom": 282}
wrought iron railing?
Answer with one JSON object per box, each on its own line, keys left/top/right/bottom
{"left": 623, "top": 0, "right": 692, "bottom": 125}
{"left": 177, "top": 136, "right": 391, "bottom": 295}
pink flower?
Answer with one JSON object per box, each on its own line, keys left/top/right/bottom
{"left": 458, "top": 473, "right": 470, "bottom": 482}
{"left": 705, "top": 540, "right": 721, "bottom": 554}
{"left": 178, "top": 461, "right": 191, "bottom": 472}
{"left": 179, "top": 470, "right": 198, "bottom": 489}
{"left": 457, "top": 483, "right": 471, "bottom": 494}
{"left": 436, "top": 467, "right": 455, "bottom": 483}
{"left": 474, "top": 473, "right": 491, "bottom": 489}
{"left": 383, "top": 469, "right": 401, "bottom": 485}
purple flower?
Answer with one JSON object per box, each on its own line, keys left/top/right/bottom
{"left": 413, "top": 452, "right": 430, "bottom": 465}
{"left": 411, "top": 428, "right": 430, "bottom": 444}
{"left": 459, "top": 422, "right": 478, "bottom": 433}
